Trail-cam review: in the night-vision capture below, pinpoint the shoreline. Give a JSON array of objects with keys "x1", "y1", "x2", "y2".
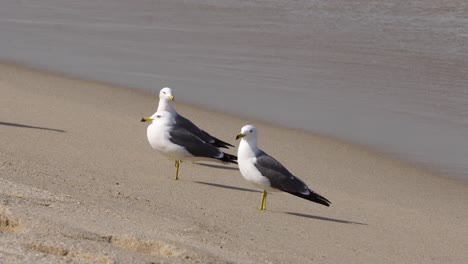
[
  {"x1": 1, "y1": 62, "x2": 468, "y2": 263},
  {"x1": 1, "y1": 61, "x2": 462, "y2": 183},
  {"x1": 2, "y1": 0, "x2": 467, "y2": 182}
]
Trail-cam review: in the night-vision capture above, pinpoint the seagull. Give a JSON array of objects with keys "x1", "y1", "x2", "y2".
[
  {"x1": 236, "y1": 125, "x2": 331, "y2": 210},
  {"x1": 157, "y1": 87, "x2": 234, "y2": 149},
  {"x1": 141, "y1": 110, "x2": 237, "y2": 180}
]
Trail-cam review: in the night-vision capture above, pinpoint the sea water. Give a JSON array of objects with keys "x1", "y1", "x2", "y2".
[{"x1": 1, "y1": 0, "x2": 467, "y2": 179}]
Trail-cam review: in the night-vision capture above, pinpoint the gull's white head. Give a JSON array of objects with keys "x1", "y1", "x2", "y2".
[
  {"x1": 236, "y1": 125, "x2": 258, "y2": 142},
  {"x1": 159, "y1": 87, "x2": 174, "y2": 101},
  {"x1": 141, "y1": 110, "x2": 175, "y2": 125},
  {"x1": 151, "y1": 110, "x2": 175, "y2": 125}
]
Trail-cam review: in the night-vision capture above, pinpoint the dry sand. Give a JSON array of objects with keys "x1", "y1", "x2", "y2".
[{"x1": 1, "y1": 63, "x2": 467, "y2": 263}]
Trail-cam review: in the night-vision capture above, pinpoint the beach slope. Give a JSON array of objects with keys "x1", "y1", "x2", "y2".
[{"x1": 1, "y1": 64, "x2": 467, "y2": 263}]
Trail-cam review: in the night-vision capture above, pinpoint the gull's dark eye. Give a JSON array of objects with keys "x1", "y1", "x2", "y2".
[
  {"x1": 250, "y1": 130, "x2": 253, "y2": 133},
  {"x1": 156, "y1": 115, "x2": 161, "y2": 118},
  {"x1": 163, "y1": 92, "x2": 166, "y2": 94}
]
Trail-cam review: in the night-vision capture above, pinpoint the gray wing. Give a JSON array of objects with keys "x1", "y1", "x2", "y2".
[
  {"x1": 254, "y1": 151, "x2": 310, "y2": 194},
  {"x1": 175, "y1": 115, "x2": 213, "y2": 143},
  {"x1": 168, "y1": 125, "x2": 222, "y2": 159},
  {"x1": 175, "y1": 114, "x2": 234, "y2": 148}
]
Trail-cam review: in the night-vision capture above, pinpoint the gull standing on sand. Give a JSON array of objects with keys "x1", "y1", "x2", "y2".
[
  {"x1": 141, "y1": 111, "x2": 237, "y2": 180},
  {"x1": 236, "y1": 125, "x2": 331, "y2": 210},
  {"x1": 142, "y1": 87, "x2": 236, "y2": 180}
]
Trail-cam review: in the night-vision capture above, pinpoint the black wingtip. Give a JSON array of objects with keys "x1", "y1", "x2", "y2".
[
  {"x1": 288, "y1": 191, "x2": 331, "y2": 207},
  {"x1": 199, "y1": 129, "x2": 235, "y2": 149},
  {"x1": 213, "y1": 139, "x2": 235, "y2": 149},
  {"x1": 220, "y1": 153, "x2": 238, "y2": 164}
]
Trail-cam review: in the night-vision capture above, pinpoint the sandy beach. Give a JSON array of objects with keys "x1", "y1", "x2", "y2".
[
  {"x1": 2, "y1": 0, "x2": 468, "y2": 180},
  {"x1": 1, "y1": 63, "x2": 467, "y2": 263}
]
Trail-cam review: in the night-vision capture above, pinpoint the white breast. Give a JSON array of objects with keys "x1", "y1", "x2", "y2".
[
  {"x1": 146, "y1": 122, "x2": 191, "y2": 159},
  {"x1": 238, "y1": 140, "x2": 275, "y2": 191}
]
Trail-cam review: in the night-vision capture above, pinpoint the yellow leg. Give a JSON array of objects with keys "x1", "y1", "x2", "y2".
[
  {"x1": 259, "y1": 191, "x2": 267, "y2": 210},
  {"x1": 174, "y1": 160, "x2": 181, "y2": 180}
]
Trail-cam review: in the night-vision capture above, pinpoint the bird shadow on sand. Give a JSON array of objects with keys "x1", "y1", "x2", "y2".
[
  {"x1": 194, "y1": 162, "x2": 239, "y2": 171},
  {"x1": 194, "y1": 181, "x2": 260, "y2": 193},
  {"x1": 0, "y1": 122, "x2": 66, "y2": 133},
  {"x1": 286, "y1": 212, "x2": 367, "y2": 225}
]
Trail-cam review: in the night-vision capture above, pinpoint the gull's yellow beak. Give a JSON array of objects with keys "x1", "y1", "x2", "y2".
[
  {"x1": 140, "y1": 117, "x2": 153, "y2": 122},
  {"x1": 236, "y1": 133, "x2": 245, "y2": 140},
  {"x1": 168, "y1": 95, "x2": 174, "y2": 101}
]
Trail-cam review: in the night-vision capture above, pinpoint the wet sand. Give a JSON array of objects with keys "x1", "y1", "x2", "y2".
[{"x1": 1, "y1": 63, "x2": 467, "y2": 263}]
